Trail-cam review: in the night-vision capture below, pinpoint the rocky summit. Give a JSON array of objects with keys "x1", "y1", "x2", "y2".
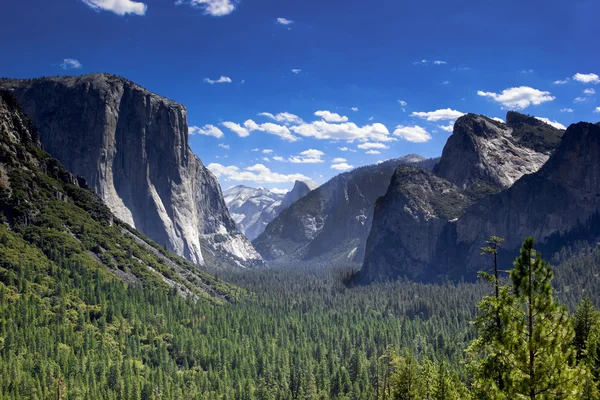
[
  {"x1": 0, "y1": 74, "x2": 263, "y2": 269},
  {"x1": 355, "y1": 116, "x2": 599, "y2": 283}
]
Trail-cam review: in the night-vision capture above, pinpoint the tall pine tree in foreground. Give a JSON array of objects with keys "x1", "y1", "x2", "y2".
[{"x1": 470, "y1": 237, "x2": 584, "y2": 399}]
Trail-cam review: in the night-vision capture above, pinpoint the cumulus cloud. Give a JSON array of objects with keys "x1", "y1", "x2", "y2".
[
  {"x1": 208, "y1": 163, "x2": 310, "y2": 184},
  {"x1": 573, "y1": 73, "x2": 600, "y2": 84},
  {"x1": 331, "y1": 162, "x2": 354, "y2": 171},
  {"x1": 433, "y1": 60, "x2": 447, "y2": 65},
  {"x1": 176, "y1": 0, "x2": 236, "y2": 16},
  {"x1": 273, "y1": 156, "x2": 285, "y2": 162},
  {"x1": 189, "y1": 124, "x2": 224, "y2": 138},
  {"x1": 584, "y1": 88, "x2": 596, "y2": 95},
  {"x1": 365, "y1": 150, "x2": 381, "y2": 155},
  {"x1": 204, "y1": 76, "x2": 232, "y2": 84},
  {"x1": 351, "y1": 107, "x2": 358, "y2": 112},
  {"x1": 262, "y1": 149, "x2": 273, "y2": 154},
  {"x1": 262, "y1": 157, "x2": 271, "y2": 162},
  {"x1": 442, "y1": 81, "x2": 450, "y2": 85},
  {"x1": 338, "y1": 147, "x2": 349, "y2": 151},
  {"x1": 411, "y1": 108, "x2": 465, "y2": 121},
  {"x1": 594, "y1": 107, "x2": 600, "y2": 113},
  {"x1": 314, "y1": 110, "x2": 349, "y2": 123},
  {"x1": 291, "y1": 120, "x2": 394, "y2": 142},
  {"x1": 270, "y1": 188, "x2": 289, "y2": 195},
  {"x1": 553, "y1": 78, "x2": 570, "y2": 85},
  {"x1": 574, "y1": 97, "x2": 587, "y2": 103},
  {"x1": 477, "y1": 86, "x2": 555, "y2": 109},
  {"x1": 244, "y1": 120, "x2": 299, "y2": 142},
  {"x1": 81, "y1": 0, "x2": 147, "y2": 15},
  {"x1": 276, "y1": 17, "x2": 294, "y2": 25},
  {"x1": 535, "y1": 117, "x2": 566, "y2": 130},
  {"x1": 291, "y1": 69, "x2": 301, "y2": 74},
  {"x1": 398, "y1": 100, "x2": 408, "y2": 106},
  {"x1": 560, "y1": 108, "x2": 574, "y2": 113},
  {"x1": 357, "y1": 142, "x2": 389, "y2": 150},
  {"x1": 222, "y1": 121, "x2": 250, "y2": 137},
  {"x1": 61, "y1": 59, "x2": 82, "y2": 69},
  {"x1": 332, "y1": 157, "x2": 347, "y2": 163},
  {"x1": 258, "y1": 112, "x2": 303, "y2": 124},
  {"x1": 492, "y1": 117, "x2": 505, "y2": 123},
  {"x1": 288, "y1": 149, "x2": 325, "y2": 164},
  {"x1": 438, "y1": 123, "x2": 454, "y2": 132},
  {"x1": 393, "y1": 125, "x2": 432, "y2": 143},
  {"x1": 218, "y1": 143, "x2": 230, "y2": 149}
]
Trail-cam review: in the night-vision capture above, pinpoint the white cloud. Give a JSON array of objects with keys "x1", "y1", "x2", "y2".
[
  {"x1": 176, "y1": 0, "x2": 236, "y2": 16},
  {"x1": 535, "y1": 117, "x2": 566, "y2": 130},
  {"x1": 393, "y1": 125, "x2": 432, "y2": 143},
  {"x1": 331, "y1": 162, "x2": 354, "y2": 171},
  {"x1": 492, "y1": 117, "x2": 505, "y2": 123},
  {"x1": 81, "y1": 0, "x2": 147, "y2": 15},
  {"x1": 338, "y1": 147, "x2": 349, "y2": 152},
  {"x1": 574, "y1": 97, "x2": 587, "y2": 103},
  {"x1": 520, "y1": 69, "x2": 534, "y2": 74},
  {"x1": 258, "y1": 112, "x2": 303, "y2": 124},
  {"x1": 398, "y1": 100, "x2": 408, "y2": 106},
  {"x1": 584, "y1": 88, "x2": 596, "y2": 95},
  {"x1": 477, "y1": 86, "x2": 555, "y2": 109},
  {"x1": 291, "y1": 120, "x2": 394, "y2": 142},
  {"x1": 413, "y1": 59, "x2": 428, "y2": 65},
  {"x1": 433, "y1": 60, "x2": 447, "y2": 65},
  {"x1": 204, "y1": 76, "x2": 232, "y2": 84},
  {"x1": 270, "y1": 188, "x2": 289, "y2": 195},
  {"x1": 189, "y1": 124, "x2": 224, "y2": 138},
  {"x1": 291, "y1": 69, "x2": 301, "y2": 74},
  {"x1": 262, "y1": 157, "x2": 271, "y2": 162},
  {"x1": 314, "y1": 110, "x2": 349, "y2": 123},
  {"x1": 438, "y1": 123, "x2": 454, "y2": 132},
  {"x1": 560, "y1": 108, "x2": 574, "y2": 113},
  {"x1": 351, "y1": 107, "x2": 358, "y2": 112},
  {"x1": 573, "y1": 73, "x2": 600, "y2": 84},
  {"x1": 332, "y1": 157, "x2": 347, "y2": 163},
  {"x1": 594, "y1": 107, "x2": 600, "y2": 113},
  {"x1": 365, "y1": 150, "x2": 381, "y2": 155},
  {"x1": 61, "y1": 59, "x2": 82, "y2": 69},
  {"x1": 452, "y1": 66, "x2": 470, "y2": 71},
  {"x1": 218, "y1": 143, "x2": 230, "y2": 149},
  {"x1": 276, "y1": 17, "x2": 294, "y2": 25},
  {"x1": 442, "y1": 81, "x2": 450, "y2": 85},
  {"x1": 262, "y1": 149, "x2": 273, "y2": 154},
  {"x1": 243, "y1": 120, "x2": 299, "y2": 142},
  {"x1": 357, "y1": 142, "x2": 389, "y2": 150},
  {"x1": 411, "y1": 108, "x2": 465, "y2": 121},
  {"x1": 553, "y1": 78, "x2": 570, "y2": 85},
  {"x1": 222, "y1": 121, "x2": 250, "y2": 137},
  {"x1": 208, "y1": 163, "x2": 310, "y2": 184},
  {"x1": 289, "y1": 149, "x2": 325, "y2": 164},
  {"x1": 273, "y1": 156, "x2": 285, "y2": 162}
]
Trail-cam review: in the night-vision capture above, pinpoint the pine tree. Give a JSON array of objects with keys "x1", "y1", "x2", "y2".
[
  {"x1": 476, "y1": 237, "x2": 584, "y2": 399},
  {"x1": 573, "y1": 297, "x2": 598, "y2": 361}
]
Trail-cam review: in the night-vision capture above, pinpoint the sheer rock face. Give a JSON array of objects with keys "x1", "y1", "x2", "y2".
[
  {"x1": 433, "y1": 113, "x2": 563, "y2": 196},
  {"x1": 357, "y1": 121, "x2": 600, "y2": 283},
  {"x1": 277, "y1": 180, "x2": 318, "y2": 212},
  {"x1": 356, "y1": 166, "x2": 473, "y2": 282},
  {"x1": 0, "y1": 74, "x2": 263, "y2": 268},
  {"x1": 252, "y1": 155, "x2": 436, "y2": 265}
]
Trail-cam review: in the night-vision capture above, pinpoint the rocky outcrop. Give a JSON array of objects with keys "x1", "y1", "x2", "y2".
[
  {"x1": 433, "y1": 113, "x2": 563, "y2": 198},
  {"x1": 0, "y1": 74, "x2": 262, "y2": 268},
  {"x1": 253, "y1": 155, "x2": 436, "y2": 265},
  {"x1": 357, "y1": 121, "x2": 600, "y2": 283},
  {"x1": 277, "y1": 180, "x2": 318, "y2": 212},
  {"x1": 356, "y1": 166, "x2": 473, "y2": 282}
]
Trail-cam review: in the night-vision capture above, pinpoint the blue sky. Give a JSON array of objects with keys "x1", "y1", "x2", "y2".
[{"x1": 1, "y1": 0, "x2": 599, "y2": 192}]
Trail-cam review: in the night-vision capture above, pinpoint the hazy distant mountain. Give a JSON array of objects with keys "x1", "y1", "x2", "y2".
[
  {"x1": 0, "y1": 74, "x2": 263, "y2": 269},
  {"x1": 253, "y1": 155, "x2": 437, "y2": 265},
  {"x1": 224, "y1": 180, "x2": 317, "y2": 241}
]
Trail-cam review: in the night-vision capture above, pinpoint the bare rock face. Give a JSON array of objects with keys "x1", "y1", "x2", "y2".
[
  {"x1": 0, "y1": 74, "x2": 263, "y2": 268},
  {"x1": 433, "y1": 113, "x2": 563, "y2": 198},
  {"x1": 252, "y1": 155, "x2": 436, "y2": 265},
  {"x1": 355, "y1": 166, "x2": 473, "y2": 282},
  {"x1": 277, "y1": 180, "x2": 318, "y2": 212}
]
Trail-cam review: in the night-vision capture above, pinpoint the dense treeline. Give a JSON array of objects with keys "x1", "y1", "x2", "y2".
[{"x1": 2, "y1": 230, "x2": 600, "y2": 398}]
